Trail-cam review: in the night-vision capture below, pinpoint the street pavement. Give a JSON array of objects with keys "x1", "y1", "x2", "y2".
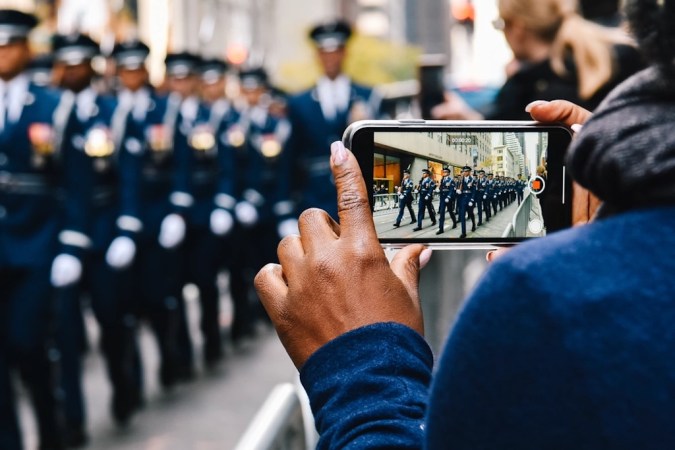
[{"x1": 18, "y1": 284, "x2": 298, "y2": 450}]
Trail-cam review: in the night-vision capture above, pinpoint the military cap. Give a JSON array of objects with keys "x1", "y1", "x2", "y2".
[
  {"x1": 422, "y1": 168, "x2": 431, "y2": 175},
  {"x1": 487, "y1": 172, "x2": 493, "y2": 176},
  {"x1": 27, "y1": 53, "x2": 53, "y2": 86},
  {"x1": 442, "y1": 166, "x2": 450, "y2": 172},
  {"x1": 239, "y1": 67, "x2": 268, "y2": 90},
  {"x1": 309, "y1": 19, "x2": 352, "y2": 52},
  {"x1": 199, "y1": 58, "x2": 228, "y2": 84},
  {"x1": 403, "y1": 169, "x2": 410, "y2": 174},
  {"x1": 165, "y1": 52, "x2": 201, "y2": 78},
  {"x1": 462, "y1": 165, "x2": 472, "y2": 171},
  {"x1": 0, "y1": 9, "x2": 38, "y2": 46},
  {"x1": 112, "y1": 40, "x2": 150, "y2": 70},
  {"x1": 478, "y1": 169, "x2": 485, "y2": 174},
  {"x1": 53, "y1": 33, "x2": 100, "y2": 66}
]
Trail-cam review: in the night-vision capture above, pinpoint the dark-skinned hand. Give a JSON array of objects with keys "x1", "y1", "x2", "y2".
[{"x1": 255, "y1": 141, "x2": 432, "y2": 369}]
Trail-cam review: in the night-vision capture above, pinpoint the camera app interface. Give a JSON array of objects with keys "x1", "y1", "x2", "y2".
[{"x1": 373, "y1": 130, "x2": 566, "y2": 240}]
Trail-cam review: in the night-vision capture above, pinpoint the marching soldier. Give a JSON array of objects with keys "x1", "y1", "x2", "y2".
[
  {"x1": 112, "y1": 46, "x2": 194, "y2": 390},
  {"x1": 457, "y1": 165, "x2": 477, "y2": 238},
  {"x1": 475, "y1": 169, "x2": 488, "y2": 226},
  {"x1": 393, "y1": 169, "x2": 416, "y2": 227},
  {"x1": 516, "y1": 173, "x2": 525, "y2": 205},
  {"x1": 0, "y1": 10, "x2": 91, "y2": 449},
  {"x1": 287, "y1": 19, "x2": 381, "y2": 221},
  {"x1": 436, "y1": 166, "x2": 458, "y2": 234},
  {"x1": 51, "y1": 33, "x2": 143, "y2": 443},
  {"x1": 485, "y1": 172, "x2": 494, "y2": 222},
  {"x1": 173, "y1": 54, "x2": 230, "y2": 367},
  {"x1": 413, "y1": 168, "x2": 436, "y2": 231},
  {"x1": 220, "y1": 67, "x2": 292, "y2": 342}
]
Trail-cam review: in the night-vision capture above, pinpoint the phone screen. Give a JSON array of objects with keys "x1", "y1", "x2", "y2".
[{"x1": 347, "y1": 123, "x2": 573, "y2": 247}]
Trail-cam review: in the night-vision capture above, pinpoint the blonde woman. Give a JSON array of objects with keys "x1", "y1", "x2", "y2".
[{"x1": 433, "y1": 0, "x2": 644, "y2": 120}]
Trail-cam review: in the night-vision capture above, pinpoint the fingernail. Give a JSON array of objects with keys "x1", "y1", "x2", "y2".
[
  {"x1": 331, "y1": 141, "x2": 349, "y2": 166},
  {"x1": 486, "y1": 251, "x2": 495, "y2": 262},
  {"x1": 571, "y1": 123, "x2": 583, "y2": 134},
  {"x1": 419, "y1": 248, "x2": 433, "y2": 269},
  {"x1": 525, "y1": 100, "x2": 548, "y2": 113}
]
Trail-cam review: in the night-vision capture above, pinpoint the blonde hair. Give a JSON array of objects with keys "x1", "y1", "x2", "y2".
[{"x1": 498, "y1": 0, "x2": 634, "y2": 99}]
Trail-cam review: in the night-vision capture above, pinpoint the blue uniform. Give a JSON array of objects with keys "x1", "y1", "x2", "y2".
[
  {"x1": 414, "y1": 176, "x2": 436, "y2": 230},
  {"x1": 437, "y1": 176, "x2": 457, "y2": 232},
  {"x1": 55, "y1": 88, "x2": 143, "y2": 431},
  {"x1": 394, "y1": 177, "x2": 416, "y2": 226},
  {"x1": 119, "y1": 90, "x2": 193, "y2": 388},
  {"x1": 287, "y1": 80, "x2": 378, "y2": 220},
  {"x1": 0, "y1": 80, "x2": 87, "y2": 450},
  {"x1": 457, "y1": 175, "x2": 477, "y2": 237},
  {"x1": 475, "y1": 175, "x2": 488, "y2": 225}
]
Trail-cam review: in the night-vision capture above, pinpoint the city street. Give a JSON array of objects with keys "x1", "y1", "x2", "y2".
[
  {"x1": 17, "y1": 287, "x2": 297, "y2": 450},
  {"x1": 375, "y1": 197, "x2": 519, "y2": 239}
]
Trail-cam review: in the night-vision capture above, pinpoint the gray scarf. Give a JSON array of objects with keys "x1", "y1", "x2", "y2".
[{"x1": 568, "y1": 66, "x2": 675, "y2": 212}]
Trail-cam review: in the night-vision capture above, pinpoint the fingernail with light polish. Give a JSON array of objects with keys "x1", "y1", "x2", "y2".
[
  {"x1": 571, "y1": 124, "x2": 583, "y2": 134},
  {"x1": 525, "y1": 100, "x2": 548, "y2": 113},
  {"x1": 331, "y1": 141, "x2": 349, "y2": 166},
  {"x1": 419, "y1": 248, "x2": 433, "y2": 269}
]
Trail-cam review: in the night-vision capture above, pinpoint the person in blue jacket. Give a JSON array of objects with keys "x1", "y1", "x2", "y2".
[
  {"x1": 412, "y1": 168, "x2": 436, "y2": 231},
  {"x1": 254, "y1": 1, "x2": 675, "y2": 445},
  {"x1": 456, "y1": 165, "x2": 476, "y2": 238},
  {"x1": 287, "y1": 19, "x2": 381, "y2": 221},
  {"x1": 0, "y1": 10, "x2": 91, "y2": 450},
  {"x1": 50, "y1": 33, "x2": 143, "y2": 445},
  {"x1": 393, "y1": 169, "x2": 415, "y2": 228},
  {"x1": 436, "y1": 166, "x2": 457, "y2": 234}
]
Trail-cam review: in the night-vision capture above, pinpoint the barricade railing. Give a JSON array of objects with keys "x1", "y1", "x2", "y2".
[
  {"x1": 234, "y1": 382, "x2": 316, "y2": 450},
  {"x1": 501, "y1": 191, "x2": 531, "y2": 238}
]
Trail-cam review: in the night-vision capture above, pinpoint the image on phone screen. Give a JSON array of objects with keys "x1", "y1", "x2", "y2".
[{"x1": 370, "y1": 129, "x2": 570, "y2": 243}]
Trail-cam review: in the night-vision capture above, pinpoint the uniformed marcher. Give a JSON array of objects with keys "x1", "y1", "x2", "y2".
[
  {"x1": 111, "y1": 45, "x2": 194, "y2": 390},
  {"x1": 393, "y1": 169, "x2": 416, "y2": 227},
  {"x1": 173, "y1": 53, "x2": 231, "y2": 366},
  {"x1": 456, "y1": 165, "x2": 477, "y2": 238},
  {"x1": 475, "y1": 169, "x2": 488, "y2": 226},
  {"x1": 220, "y1": 66, "x2": 292, "y2": 342},
  {"x1": 287, "y1": 19, "x2": 381, "y2": 221},
  {"x1": 51, "y1": 33, "x2": 144, "y2": 443},
  {"x1": 516, "y1": 173, "x2": 525, "y2": 205},
  {"x1": 412, "y1": 168, "x2": 436, "y2": 231},
  {"x1": 436, "y1": 166, "x2": 458, "y2": 234},
  {"x1": 0, "y1": 10, "x2": 90, "y2": 449}
]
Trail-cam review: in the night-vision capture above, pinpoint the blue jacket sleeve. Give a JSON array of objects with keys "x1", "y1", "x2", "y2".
[{"x1": 300, "y1": 322, "x2": 433, "y2": 449}]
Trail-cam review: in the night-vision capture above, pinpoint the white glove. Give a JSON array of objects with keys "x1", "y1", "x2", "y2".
[
  {"x1": 210, "y1": 208, "x2": 234, "y2": 236},
  {"x1": 277, "y1": 218, "x2": 299, "y2": 239},
  {"x1": 105, "y1": 236, "x2": 136, "y2": 269},
  {"x1": 468, "y1": 201, "x2": 474, "y2": 208},
  {"x1": 158, "y1": 213, "x2": 186, "y2": 249},
  {"x1": 399, "y1": 194, "x2": 404, "y2": 200},
  {"x1": 50, "y1": 254, "x2": 82, "y2": 287},
  {"x1": 235, "y1": 201, "x2": 259, "y2": 227},
  {"x1": 483, "y1": 195, "x2": 487, "y2": 200},
  {"x1": 424, "y1": 195, "x2": 430, "y2": 201},
  {"x1": 444, "y1": 198, "x2": 449, "y2": 204}
]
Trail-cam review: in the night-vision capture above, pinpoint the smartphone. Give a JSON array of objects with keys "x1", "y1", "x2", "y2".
[{"x1": 343, "y1": 120, "x2": 573, "y2": 249}]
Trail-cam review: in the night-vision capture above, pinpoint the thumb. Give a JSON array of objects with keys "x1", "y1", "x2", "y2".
[{"x1": 389, "y1": 245, "x2": 431, "y2": 306}]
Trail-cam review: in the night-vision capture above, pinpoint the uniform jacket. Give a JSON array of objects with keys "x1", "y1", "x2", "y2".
[{"x1": 0, "y1": 80, "x2": 88, "y2": 266}]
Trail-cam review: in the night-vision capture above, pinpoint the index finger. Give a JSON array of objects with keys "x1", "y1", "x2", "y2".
[
  {"x1": 526, "y1": 100, "x2": 593, "y2": 128},
  {"x1": 330, "y1": 141, "x2": 378, "y2": 242}
]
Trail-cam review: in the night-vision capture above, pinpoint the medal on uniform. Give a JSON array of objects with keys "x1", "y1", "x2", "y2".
[
  {"x1": 84, "y1": 126, "x2": 115, "y2": 172},
  {"x1": 28, "y1": 123, "x2": 55, "y2": 168},
  {"x1": 189, "y1": 124, "x2": 216, "y2": 156},
  {"x1": 260, "y1": 134, "x2": 282, "y2": 159},
  {"x1": 146, "y1": 124, "x2": 172, "y2": 159},
  {"x1": 226, "y1": 125, "x2": 246, "y2": 148}
]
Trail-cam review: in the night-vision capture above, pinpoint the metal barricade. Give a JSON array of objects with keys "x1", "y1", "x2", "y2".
[
  {"x1": 501, "y1": 192, "x2": 532, "y2": 238},
  {"x1": 234, "y1": 383, "x2": 316, "y2": 450}
]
